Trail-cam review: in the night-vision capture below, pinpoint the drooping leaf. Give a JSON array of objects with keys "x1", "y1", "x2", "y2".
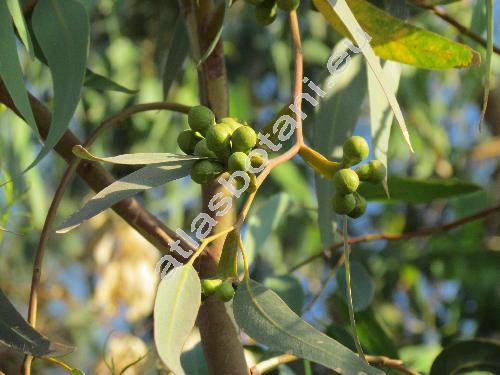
[
  {"x1": 313, "y1": 0, "x2": 414, "y2": 152},
  {"x1": 336, "y1": 261, "x2": 374, "y2": 312},
  {"x1": 0, "y1": 288, "x2": 73, "y2": 357},
  {"x1": 313, "y1": 0, "x2": 480, "y2": 70},
  {"x1": 154, "y1": 265, "x2": 201, "y2": 375},
  {"x1": 28, "y1": 0, "x2": 89, "y2": 170},
  {"x1": 478, "y1": 0, "x2": 493, "y2": 130},
  {"x1": 84, "y1": 70, "x2": 138, "y2": 94},
  {"x1": 355, "y1": 308, "x2": 399, "y2": 359},
  {"x1": 430, "y1": 339, "x2": 500, "y2": 375},
  {"x1": 368, "y1": 59, "x2": 401, "y2": 196},
  {"x1": 181, "y1": 342, "x2": 208, "y2": 375},
  {"x1": 0, "y1": 1, "x2": 38, "y2": 137},
  {"x1": 358, "y1": 176, "x2": 482, "y2": 203},
  {"x1": 6, "y1": 0, "x2": 34, "y2": 57},
  {"x1": 233, "y1": 279, "x2": 383, "y2": 375},
  {"x1": 198, "y1": 0, "x2": 231, "y2": 65},
  {"x1": 218, "y1": 229, "x2": 240, "y2": 279},
  {"x1": 72, "y1": 145, "x2": 203, "y2": 165},
  {"x1": 314, "y1": 52, "x2": 366, "y2": 247},
  {"x1": 57, "y1": 160, "x2": 194, "y2": 233},
  {"x1": 264, "y1": 275, "x2": 305, "y2": 315},
  {"x1": 162, "y1": 18, "x2": 190, "y2": 98}
]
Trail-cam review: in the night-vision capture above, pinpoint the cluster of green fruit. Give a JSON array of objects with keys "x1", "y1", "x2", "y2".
[
  {"x1": 246, "y1": 0, "x2": 300, "y2": 26},
  {"x1": 331, "y1": 136, "x2": 386, "y2": 218},
  {"x1": 178, "y1": 105, "x2": 260, "y2": 186},
  {"x1": 201, "y1": 278, "x2": 235, "y2": 302}
]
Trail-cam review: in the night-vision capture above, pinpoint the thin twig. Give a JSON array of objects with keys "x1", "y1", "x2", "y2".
[
  {"x1": 289, "y1": 203, "x2": 500, "y2": 272},
  {"x1": 365, "y1": 355, "x2": 420, "y2": 375},
  {"x1": 21, "y1": 101, "x2": 191, "y2": 374}
]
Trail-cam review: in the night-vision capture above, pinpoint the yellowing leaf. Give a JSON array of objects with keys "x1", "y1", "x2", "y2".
[{"x1": 313, "y1": 0, "x2": 480, "y2": 70}]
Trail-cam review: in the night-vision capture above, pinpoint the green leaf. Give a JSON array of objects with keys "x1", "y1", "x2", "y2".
[
  {"x1": 478, "y1": 0, "x2": 493, "y2": 129},
  {"x1": 313, "y1": 0, "x2": 413, "y2": 152},
  {"x1": 197, "y1": 0, "x2": 230, "y2": 65},
  {"x1": 218, "y1": 229, "x2": 240, "y2": 279},
  {"x1": 264, "y1": 275, "x2": 305, "y2": 315},
  {"x1": 314, "y1": 0, "x2": 480, "y2": 70},
  {"x1": 28, "y1": 0, "x2": 89, "y2": 170},
  {"x1": 154, "y1": 265, "x2": 201, "y2": 375},
  {"x1": 0, "y1": 288, "x2": 73, "y2": 357},
  {"x1": 6, "y1": 0, "x2": 34, "y2": 57},
  {"x1": 337, "y1": 261, "x2": 374, "y2": 312},
  {"x1": 233, "y1": 279, "x2": 383, "y2": 375},
  {"x1": 72, "y1": 145, "x2": 203, "y2": 165},
  {"x1": 162, "y1": 18, "x2": 190, "y2": 98},
  {"x1": 84, "y1": 70, "x2": 138, "y2": 94},
  {"x1": 355, "y1": 309, "x2": 399, "y2": 359},
  {"x1": 56, "y1": 160, "x2": 194, "y2": 233},
  {"x1": 0, "y1": 1, "x2": 38, "y2": 137},
  {"x1": 314, "y1": 52, "x2": 366, "y2": 247},
  {"x1": 430, "y1": 339, "x2": 500, "y2": 375},
  {"x1": 368, "y1": 59, "x2": 401, "y2": 196},
  {"x1": 181, "y1": 343, "x2": 208, "y2": 375},
  {"x1": 358, "y1": 176, "x2": 482, "y2": 203}
]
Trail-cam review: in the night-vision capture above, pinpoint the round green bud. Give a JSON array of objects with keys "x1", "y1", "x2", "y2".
[
  {"x1": 348, "y1": 193, "x2": 367, "y2": 219},
  {"x1": 342, "y1": 136, "x2": 369, "y2": 166},
  {"x1": 194, "y1": 139, "x2": 217, "y2": 158},
  {"x1": 177, "y1": 129, "x2": 203, "y2": 155},
  {"x1": 250, "y1": 154, "x2": 265, "y2": 169},
  {"x1": 231, "y1": 126, "x2": 257, "y2": 153},
  {"x1": 277, "y1": 0, "x2": 299, "y2": 11},
  {"x1": 221, "y1": 117, "x2": 243, "y2": 133},
  {"x1": 255, "y1": 0, "x2": 277, "y2": 26},
  {"x1": 206, "y1": 124, "x2": 232, "y2": 153},
  {"x1": 228, "y1": 152, "x2": 249, "y2": 173},
  {"x1": 188, "y1": 105, "x2": 215, "y2": 135},
  {"x1": 333, "y1": 168, "x2": 360, "y2": 195},
  {"x1": 332, "y1": 193, "x2": 356, "y2": 215},
  {"x1": 201, "y1": 278, "x2": 222, "y2": 295},
  {"x1": 215, "y1": 280, "x2": 235, "y2": 302},
  {"x1": 190, "y1": 160, "x2": 224, "y2": 185},
  {"x1": 354, "y1": 163, "x2": 371, "y2": 181},
  {"x1": 367, "y1": 160, "x2": 386, "y2": 184}
]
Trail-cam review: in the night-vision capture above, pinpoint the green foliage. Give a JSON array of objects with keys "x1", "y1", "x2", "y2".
[{"x1": 336, "y1": 261, "x2": 374, "y2": 312}]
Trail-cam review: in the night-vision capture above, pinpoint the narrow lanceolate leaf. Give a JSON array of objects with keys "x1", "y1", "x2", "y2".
[
  {"x1": 430, "y1": 339, "x2": 500, "y2": 375},
  {"x1": 0, "y1": 288, "x2": 73, "y2": 357},
  {"x1": 0, "y1": 1, "x2": 38, "y2": 137},
  {"x1": 233, "y1": 280, "x2": 383, "y2": 375},
  {"x1": 314, "y1": 0, "x2": 480, "y2": 70},
  {"x1": 162, "y1": 18, "x2": 190, "y2": 99},
  {"x1": 29, "y1": 0, "x2": 89, "y2": 170},
  {"x1": 6, "y1": 0, "x2": 34, "y2": 57},
  {"x1": 358, "y1": 176, "x2": 482, "y2": 203},
  {"x1": 314, "y1": 51, "x2": 366, "y2": 247},
  {"x1": 84, "y1": 70, "x2": 138, "y2": 94},
  {"x1": 154, "y1": 265, "x2": 201, "y2": 375},
  {"x1": 368, "y1": 59, "x2": 401, "y2": 196},
  {"x1": 197, "y1": 0, "x2": 231, "y2": 65},
  {"x1": 72, "y1": 145, "x2": 203, "y2": 165},
  {"x1": 479, "y1": 0, "x2": 493, "y2": 130},
  {"x1": 313, "y1": 0, "x2": 413, "y2": 152},
  {"x1": 57, "y1": 160, "x2": 194, "y2": 233}
]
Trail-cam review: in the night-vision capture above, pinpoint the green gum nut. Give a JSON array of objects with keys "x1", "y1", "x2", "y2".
[
  {"x1": 201, "y1": 278, "x2": 222, "y2": 295},
  {"x1": 221, "y1": 117, "x2": 243, "y2": 133},
  {"x1": 194, "y1": 139, "x2": 217, "y2": 158},
  {"x1": 367, "y1": 160, "x2": 386, "y2": 184},
  {"x1": 188, "y1": 105, "x2": 215, "y2": 135},
  {"x1": 332, "y1": 193, "x2": 356, "y2": 215},
  {"x1": 215, "y1": 280, "x2": 235, "y2": 302},
  {"x1": 190, "y1": 160, "x2": 224, "y2": 185},
  {"x1": 177, "y1": 129, "x2": 203, "y2": 155},
  {"x1": 250, "y1": 154, "x2": 265, "y2": 169},
  {"x1": 255, "y1": 0, "x2": 277, "y2": 26},
  {"x1": 206, "y1": 124, "x2": 232, "y2": 153},
  {"x1": 333, "y1": 168, "x2": 360, "y2": 195},
  {"x1": 342, "y1": 136, "x2": 369, "y2": 167},
  {"x1": 277, "y1": 0, "x2": 300, "y2": 11},
  {"x1": 231, "y1": 126, "x2": 257, "y2": 153},
  {"x1": 228, "y1": 152, "x2": 249, "y2": 173},
  {"x1": 348, "y1": 193, "x2": 367, "y2": 219}
]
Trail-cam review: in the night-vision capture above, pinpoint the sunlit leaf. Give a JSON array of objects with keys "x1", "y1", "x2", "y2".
[
  {"x1": 6, "y1": 0, "x2": 34, "y2": 57},
  {"x1": 154, "y1": 265, "x2": 201, "y2": 375},
  {"x1": 358, "y1": 176, "x2": 482, "y2": 203},
  {"x1": 57, "y1": 160, "x2": 194, "y2": 233},
  {"x1": 430, "y1": 339, "x2": 500, "y2": 375},
  {"x1": 313, "y1": 0, "x2": 413, "y2": 152},
  {"x1": 313, "y1": 0, "x2": 480, "y2": 69},
  {"x1": 233, "y1": 279, "x2": 383, "y2": 375},
  {"x1": 0, "y1": 288, "x2": 73, "y2": 357},
  {"x1": 162, "y1": 18, "x2": 190, "y2": 98},
  {"x1": 28, "y1": 0, "x2": 89, "y2": 170},
  {"x1": 72, "y1": 145, "x2": 203, "y2": 165},
  {"x1": 336, "y1": 261, "x2": 374, "y2": 312},
  {"x1": 0, "y1": 1, "x2": 38, "y2": 137}
]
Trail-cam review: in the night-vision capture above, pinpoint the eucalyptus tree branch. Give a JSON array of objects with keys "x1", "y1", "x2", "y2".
[{"x1": 289, "y1": 202, "x2": 500, "y2": 272}]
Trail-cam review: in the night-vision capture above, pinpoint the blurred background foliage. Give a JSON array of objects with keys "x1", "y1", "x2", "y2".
[{"x1": 0, "y1": 0, "x2": 499, "y2": 373}]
